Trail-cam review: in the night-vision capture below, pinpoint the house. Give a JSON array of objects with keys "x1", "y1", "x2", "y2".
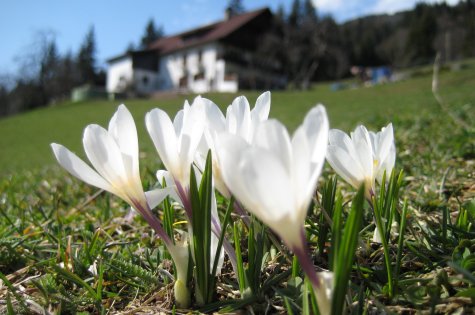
[{"x1": 106, "y1": 8, "x2": 285, "y2": 95}]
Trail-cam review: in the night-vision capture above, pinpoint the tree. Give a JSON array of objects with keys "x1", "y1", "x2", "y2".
[
  {"x1": 285, "y1": 0, "x2": 327, "y2": 88},
  {"x1": 288, "y1": 0, "x2": 301, "y2": 26},
  {"x1": 226, "y1": 0, "x2": 245, "y2": 17},
  {"x1": 39, "y1": 40, "x2": 61, "y2": 100},
  {"x1": 140, "y1": 19, "x2": 163, "y2": 49},
  {"x1": 56, "y1": 51, "x2": 79, "y2": 98},
  {"x1": 303, "y1": 0, "x2": 318, "y2": 24},
  {"x1": 406, "y1": 4, "x2": 438, "y2": 65},
  {"x1": 77, "y1": 26, "x2": 97, "y2": 84},
  {"x1": 0, "y1": 84, "x2": 9, "y2": 116}
]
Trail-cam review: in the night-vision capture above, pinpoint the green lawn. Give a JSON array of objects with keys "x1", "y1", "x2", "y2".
[
  {"x1": 1, "y1": 60, "x2": 474, "y2": 175},
  {"x1": 1, "y1": 61, "x2": 475, "y2": 314}
]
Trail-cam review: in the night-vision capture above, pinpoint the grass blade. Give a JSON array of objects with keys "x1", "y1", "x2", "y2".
[{"x1": 331, "y1": 184, "x2": 365, "y2": 315}]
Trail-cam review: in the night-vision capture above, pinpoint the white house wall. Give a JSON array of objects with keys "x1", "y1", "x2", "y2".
[
  {"x1": 158, "y1": 43, "x2": 237, "y2": 93},
  {"x1": 216, "y1": 60, "x2": 238, "y2": 93},
  {"x1": 158, "y1": 55, "x2": 179, "y2": 90},
  {"x1": 106, "y1": 57, "x2": 133, "y2": 93},
  {"x1": 133, "y1": 69, "x2": 160, "y2": 94},
  {"x1": 108, "y1": 43, "x2": 240, "y2": 94}
]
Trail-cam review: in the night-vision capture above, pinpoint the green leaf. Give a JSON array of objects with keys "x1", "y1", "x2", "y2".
[
  {"x1": 233, "y1": 222, "x2": 247, "y2": 293},
  {"x1": 456, "y1": 287, "x2": 475, "y2": 298},
  {"x1": 6, "y1": 293, "x2": 15, "y2": 315},
  {"x1": 208, "y1": 196, "x2": 234, "y2": 302},
  {"x1": 190, "y1": 150, "x2": 217, "y2": 304},
  {"x1": 331, "y1": 184, "x2": 365, "y2": 315},
  {"x1": 394, "y1": 199, "x2": 408, "y2": 295},
  {"x1": 319, "y1": 176, "x2": 337, "y2": 256},
  {"x1": 330, "y1": 192, "x2": 343, "y2": 271}
]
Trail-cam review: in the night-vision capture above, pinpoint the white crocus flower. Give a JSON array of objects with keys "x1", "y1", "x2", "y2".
[
  {"x1": 51, "y1": 105, "x2": 190, "y2": 307},
  {"x1": 146, "y1": 97, "x2": 205, "y2": 215},
  {"x1": 195, "y1": 92, "x2": 271, "y2": 198},
  {"x1": 224, "y1": 91, "x2": 271, "y2": 144},
  {"x1": 146, "y1": 99, "x2": 231, "y2": 300},
  {"x1": 217, "y1": 105, "x2": 333, "y2": 315},
  {"x1": 326, "y1": 123, "x2": 395, "y2": 243},
  {"x1": 154, "y1": 169, "x2": 226, "y2": 275},
  {"x1": 326, "y1": 123, "x2": 395, "y2": 199}
]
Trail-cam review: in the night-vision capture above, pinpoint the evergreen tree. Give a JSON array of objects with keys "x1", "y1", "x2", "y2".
[
  {"x1": 57, "y1": 51, "x2": 78, "y2": 97},
  {"x1": 226, "y1": 0, "x2": 245, "y2": 17},
  {"x1": 276, "y1": 4, "x2": 285, "y2": 21},
  {"x1": 288, "y1": 0, "x2": 301, "y2": 26},
  {"x1": 406, "y1": 4, "x2": 437, "y2": 65},
  {"x1": 303, "y1": 0, "x2": 318, "y2": 24},
  {"x1": 77, "y1": 26, "x2": 97, "y2": 84},
  {"x1": 0, "y1": 84, "x2": 9, "y2": 116},
  {"x1": 140, "y1": 19, "x2": 163, "y2": 49},
  {"x1": 40, "y1": 40, "x2": 60, "y2": 98}
]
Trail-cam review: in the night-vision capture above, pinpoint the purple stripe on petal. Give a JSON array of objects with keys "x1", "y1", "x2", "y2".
[{"x1": 175, "y1": 180, "x2": 192, "y2": 220}]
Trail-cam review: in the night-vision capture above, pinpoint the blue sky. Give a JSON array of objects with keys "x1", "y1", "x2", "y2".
[{"x1": 0, "y1": 0, "x2": 459, "y2": 75}]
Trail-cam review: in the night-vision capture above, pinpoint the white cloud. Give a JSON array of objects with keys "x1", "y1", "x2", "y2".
[
  {"x1": 371, "y1": 0, "x2": 461, "y2": 15},
  {"x1": 313, "y1": 0, "x2": 461, "y2": 22},
  {"x1": 312, "y1": 0, "x2": 344, "y2": 11},
  {"x1": 370, "y1": 0, "x2": 417, "y2": 14},
  {"x1": 312, "y1": 0, "x2": 377, "y2": 21}
]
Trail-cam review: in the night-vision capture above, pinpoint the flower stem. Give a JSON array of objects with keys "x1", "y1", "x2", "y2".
[
  {"x1": 291, "y1": 229, "x2": 331, "y2": 315},
  {"x1": 132, "y1": 199, "x2": 173, "y2": 247},
  {"x1": 234, "y1": 200, "x2": 251, "y2": 227}
]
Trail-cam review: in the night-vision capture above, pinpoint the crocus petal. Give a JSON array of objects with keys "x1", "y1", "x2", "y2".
[
  {"x1": 253, "y1": 120, "x2": 292, "y2": 173},
  {"x1": 375, "y1": 123, "x2": 394, "y2": 166},
  {"x1": 250, "y1": 91, "x2": 271, "y2": 139},
  {"x1": 157, "y1": 170, "x2": 176, "y2": 188},
  {"x1": 83, "y1": 124, "x2": 128, "y2": 189},
  {"x1": 226, "y1": 96, "x2": 252, "y2": 141},
  {"x1": 352, "y1": 125, "x2": 373, "y2": 179},
  {"x1": 291, "y1": 127, "x2": 313, "y2": 217},
  {"x1": 108, "y1": 105, "x2": 139, "y2": 181},
  {"x1": 329, "y1": 129, "x2": 360, "y2": 160},
  {"x1": 156, "y1": 170, "x2": 182, "y2": 205},
  {"x1": 237, "y1": 147, "x2": 293, "y2": 222},
  {"x1": 146, "y1": 108, "x2": 180, "y2": 178},
  {"x1": 217, "y1": 134, "x2": 259, "y2": 211},
  {"x1": 202, "y1": 97, "x2": 226, "y2": 133},
  {"x1": 145, "y1": 187, "x2": 176, "y2": 209},
  {"x1": 251, "y1": 91, "x2": 271, "y2": 121},
  {"x1": 327, "y1": 145, "x2": 364, "y2": 189},
  {"x1": 376, "y1": 143, "x2": 396, "y2": 184},
  {"x1": 51, "y1": 143, "x2": 116, "y2": 194},
  {"x1": 302, "y1": 105, "x2": 329, "y2": 166}
]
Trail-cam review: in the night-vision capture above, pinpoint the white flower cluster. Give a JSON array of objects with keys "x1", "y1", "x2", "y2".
[{"x1": 51, "y1": 92, "x2": 395, "y2": 314}]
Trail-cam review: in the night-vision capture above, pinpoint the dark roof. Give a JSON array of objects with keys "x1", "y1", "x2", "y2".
[
  {"x1": 148, "y1": 8, "x2": 270, "y2": 55},
  {"x1": 107, "y1": 49, "x2": 156, "y2": 63}
]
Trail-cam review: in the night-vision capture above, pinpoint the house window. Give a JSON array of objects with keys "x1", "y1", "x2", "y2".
[
  {"x1": 198, "y1": 50, "x2": 203, "y2": 64},
  {"x1": 142, "y1": 76, "x2": 149, "y2": 86},
  {"x1": 194, "y1": 72, "x2": 205, "y2": 80},
  {"x1": 183, "y1": 54, "x2": 187, "y2": 68}
]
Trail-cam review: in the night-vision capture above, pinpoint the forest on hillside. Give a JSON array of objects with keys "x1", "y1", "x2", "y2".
[{"x1": 259, "y1": 0, "x2": 475, "y2": 88}]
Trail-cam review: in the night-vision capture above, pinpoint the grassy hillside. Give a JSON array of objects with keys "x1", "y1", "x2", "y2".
[
  {"x1": 0, "y1": 61, "x2": 474, "y2": 314},
  {"x1": 0, "y1": 60, "x2": 474, "y2": 175}
]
